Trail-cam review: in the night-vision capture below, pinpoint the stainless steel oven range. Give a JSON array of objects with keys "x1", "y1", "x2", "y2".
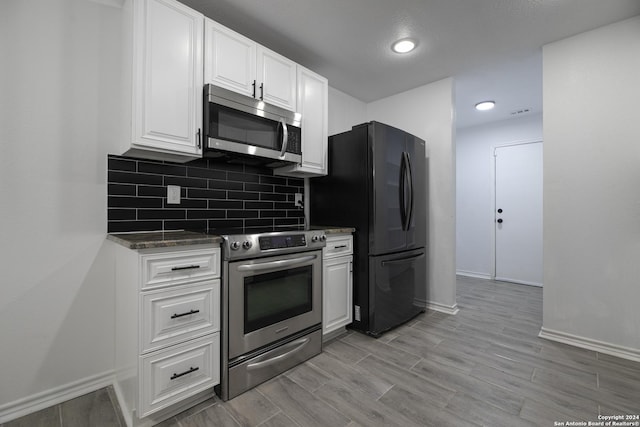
[{"x1": 216, "y1": 229, "x2": 326, "y2": 401}]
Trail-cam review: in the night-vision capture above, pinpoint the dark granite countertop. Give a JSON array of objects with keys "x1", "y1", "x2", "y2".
[
  {"x1": 107, "y1": 226, "x2": 353, "y2": 250},
  {"x1": 107, "y1": 230, "x2": 222, "y2": 250},
  {"x1": 310, "y1": 226, "x2": 356, "y2": 235}
]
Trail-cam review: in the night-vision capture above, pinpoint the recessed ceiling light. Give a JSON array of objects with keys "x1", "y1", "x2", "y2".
[
  {"x1": 475, "y1": 101, "x2": 495, "y2": 111},
  {"x1": 392, "y1": 38, "x2": 416, "y2": 54}
]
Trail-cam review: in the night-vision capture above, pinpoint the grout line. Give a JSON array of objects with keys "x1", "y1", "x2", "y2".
[
  {"x1": 219, "y1": 404, "x2": 242, "y2": 427},
  {"x1": 255, "y1": 411, "x2": 283, "y2": 427},
  {"x1": 375, "y1": 383, "x2": 395, "y2": 402},
  {"x1": 409, "y1": 357, "x2": 423, "y2": 370}
]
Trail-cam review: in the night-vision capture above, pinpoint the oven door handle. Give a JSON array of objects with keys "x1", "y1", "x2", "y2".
[
  {"x1": 236, "y1": 254, "x2": 317, "y2": 272},
  {"x1": 246, "y1": 337, "x2": 310, "y2": 371}
]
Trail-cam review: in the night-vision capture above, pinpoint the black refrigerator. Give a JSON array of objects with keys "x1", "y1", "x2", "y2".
[{"x1": 310, "y1": 121, "x2": 427, "y2": 337}]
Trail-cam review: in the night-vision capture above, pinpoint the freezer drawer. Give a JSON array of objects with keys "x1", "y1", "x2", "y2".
[{"x1": 368, "y1": 248, "x2": 426, "y2": 335}]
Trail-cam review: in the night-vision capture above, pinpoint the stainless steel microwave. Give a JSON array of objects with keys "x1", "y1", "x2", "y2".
[{"x1": 203, "y1": 84, "x2": 302, "y2": 165}]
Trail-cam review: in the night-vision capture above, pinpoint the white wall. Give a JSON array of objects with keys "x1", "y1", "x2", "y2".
[
  {"x1": 456, "y1": 114, "x2": 542, "y2": 278},
  {"x1": 328, "y1": 86, "x2": 367, "y2": 135},
  {"x1": 0, "y1": 0, "x2": 121, "y2": 417},
  {"x1": 542, "y1": 16, "x2": 640, "y2": 356},
  {"x1": 367, "y1": 79, "x2": 457, "y2": 312}
]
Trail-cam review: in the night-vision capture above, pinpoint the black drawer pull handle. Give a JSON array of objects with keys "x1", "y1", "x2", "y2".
[
  {"x1": 171, "y1": 265, "x2": 200, "y2": 271},
  {"x1": 333, "y1": 245, "x2": 348, "y2": 249},
  {"x1": 170, "y1": 366, "x2": 199, "y2": 380},
  {"x1": 171, "y1": 309, "x2": 200, "y2": 319}
]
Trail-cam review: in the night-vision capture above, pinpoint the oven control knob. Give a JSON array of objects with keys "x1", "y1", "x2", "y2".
[
  {"x1": 230, "y1": 241, "x2": 240, "y2": 250},
  {"x1": 242, "y1": 240, "x2": 253, "y2": 250},
  {"x1": 320, "y1": 235, "x2": 327, "y2": 242},
  {"x1": 312, "y1": 235, "x2": 319, "y2": 242}
]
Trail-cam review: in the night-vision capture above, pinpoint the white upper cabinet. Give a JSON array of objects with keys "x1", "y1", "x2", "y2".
[
  {"x1": 204, "y1": 21, "x2": 256, "y2": 98},
  {"x1": 256, "y1": 46, "x2": 298, "y2": 111},
  {"x1": 204, "y1": 19, "x2": 297, "y2": 112},
  {"x1": 274, "y1": 65, "x2": 328, "y2": 177},
  {"x1": 124, "y1": 0, "x2": 204, "y2": 162}
]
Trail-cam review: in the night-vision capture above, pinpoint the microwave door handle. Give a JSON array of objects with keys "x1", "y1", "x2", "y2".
[{"x1": 279, "y1": 118, "x2": 289, "y2": 158}]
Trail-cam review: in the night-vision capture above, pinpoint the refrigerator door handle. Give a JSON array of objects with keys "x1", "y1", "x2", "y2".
[
  {"x1": 399, "y1": 152, "x2": 407, "y2": 230},
  {"x1": 404, "y1": 152, "x2": 414, "y2": 229},
  {"x1": 381, "y1": 251, "x2": 425, "y2": 266}
]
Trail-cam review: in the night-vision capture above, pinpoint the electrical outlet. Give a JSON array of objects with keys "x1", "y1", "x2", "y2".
[
  {"x1": 294, "y1": 193, "x2": 303, "y2": 208},
  {"x1": 167, "y1": 185, "x2": 181, "y2": 204}
]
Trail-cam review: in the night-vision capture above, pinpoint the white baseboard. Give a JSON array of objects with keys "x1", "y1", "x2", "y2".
[
  {"x1": 112, "y1": 381, "x2": 133, "y2": 427},
  {"x1": 495, "y1": 276, "x2": 543, "y2": 287},
  {"x1": 425, "y1": 300, "x2": 459, "y2": 315},
  {"x1": 0, "y1": 370, "x2": 115, "y2": 424},
  {"x1": 539, "y1": 327, "x2": 640, "y2": 362},
  {"x1": 456, "y1": 270, "x2": 492, "y2": 280}
]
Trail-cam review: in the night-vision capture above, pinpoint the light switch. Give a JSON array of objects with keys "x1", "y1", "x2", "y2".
[{"x1": 167, "y1": 185, "x2": 181, "y2": 204}]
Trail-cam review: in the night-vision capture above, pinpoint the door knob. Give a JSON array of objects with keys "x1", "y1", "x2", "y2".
[
  {"x1": 497, "y1": 208, "x2": 503, "y2": 213},
  {"x1": 497, "y1": 218, "x2": 503, "y2": 223}
]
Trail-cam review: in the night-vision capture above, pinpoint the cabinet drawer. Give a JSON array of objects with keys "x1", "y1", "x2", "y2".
[
  {"x1": 141, "y1": 280, "x2": 220, "y2": 353},
  {"x1": 139, "y1": 333, "x2": 220, "y2": 417},
  {"x1": 323, "y1": 235, "x2": 353, "y2": 258},
  {"x1": 141, "y1": 247, "x2": 220, "y2": 289}
]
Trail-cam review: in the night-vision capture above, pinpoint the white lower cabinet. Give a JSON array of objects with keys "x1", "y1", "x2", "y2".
[
  {"x1": 322, "y1": 234, "x2": 353, "y2": 338},
  {"x1": 109, "y1": 243, "x2": 221, "y2": 427}
]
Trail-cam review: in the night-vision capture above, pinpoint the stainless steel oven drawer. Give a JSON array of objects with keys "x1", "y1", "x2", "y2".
[{"x1": 227, "y1": 328, "x2": 322, "y2": 400}]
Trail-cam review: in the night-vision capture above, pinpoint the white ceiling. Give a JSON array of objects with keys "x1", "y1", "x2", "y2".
[{"x1": 181, "y1": 0, "x2": 640, "y2": 128}]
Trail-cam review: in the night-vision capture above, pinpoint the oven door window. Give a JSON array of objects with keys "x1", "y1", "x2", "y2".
[
  {"x1": 244, "y1": 265, "x2": 312, "y2": 334},
  {"x1": 210, "y1": 104, "x2": 282, "y2": 151}
]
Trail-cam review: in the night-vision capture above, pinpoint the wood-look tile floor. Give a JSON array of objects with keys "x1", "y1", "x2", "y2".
[{"x1": 4, "y1": 276, "x2": 639, "y2": 426}]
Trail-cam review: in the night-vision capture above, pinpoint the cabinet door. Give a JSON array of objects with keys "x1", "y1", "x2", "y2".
[
  {"x1": 204, "y1": 19, "x2": 257, "y2": 98},
  {"x1": 256, "y1": 45, "x2": 297, "y2": 111},
  {"x1": 298, "y1": 66, "x2": 328, "y2": 174},
  {"x1": 323, "y1": 256, "x2": 353, "y2": 335},
  {"x1": 273, "y1": 66, "x2": 328, "y2": 177},
  {"x1": 133, "y1": 0, "x2": 203, "y2": 157}
]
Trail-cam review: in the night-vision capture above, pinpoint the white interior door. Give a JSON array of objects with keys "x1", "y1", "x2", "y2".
[{"x1": 494, "y1": 142, "x2": 543, "y2": 286}]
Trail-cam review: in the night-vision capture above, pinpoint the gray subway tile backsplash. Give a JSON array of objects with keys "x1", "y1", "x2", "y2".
[{"x1": 107, "y1": 155, "x2": 304, "y2": 233}]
